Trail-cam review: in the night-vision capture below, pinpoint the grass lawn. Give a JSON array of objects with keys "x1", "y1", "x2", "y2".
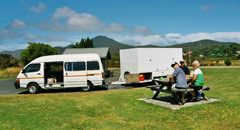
[
  {"x1": 0, "y1": 76, "x2": 16, "y2": 80},
  {"x1": 0, "y1": 68, "x2": 240, "y2": 130}
]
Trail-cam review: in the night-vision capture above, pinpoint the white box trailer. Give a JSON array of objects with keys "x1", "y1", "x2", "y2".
[{"x1": 119, "y1": 48, "x2": 183, "y2": 83}]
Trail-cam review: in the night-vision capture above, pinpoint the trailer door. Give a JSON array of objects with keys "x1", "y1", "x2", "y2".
[{"x1": 64, "y1": 61, "x2": 87, "y2": 87}]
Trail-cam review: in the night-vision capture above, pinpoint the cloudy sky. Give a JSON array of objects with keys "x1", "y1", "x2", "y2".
[{"x1": 0, "y1": 0, "x2": 240, "y2": 51}]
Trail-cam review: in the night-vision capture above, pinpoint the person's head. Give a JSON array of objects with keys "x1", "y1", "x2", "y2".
[
  {"x1": 171, "y1": 62, "x2": 179, "y2": 69},
  {"x1": 180, "y1": 60, "x2": 186, "y2": 68},
  {"x1": 192, "y1": 60, "x2": 200, "y2": 70}
]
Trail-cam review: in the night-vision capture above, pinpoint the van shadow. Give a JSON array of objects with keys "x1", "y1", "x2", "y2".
[
  {"x1": 18, "y1": 82, "x2": 154, "y2": 94},
  {"x1": 18, "y1": 87, "x2": 109, "y2": 94}
]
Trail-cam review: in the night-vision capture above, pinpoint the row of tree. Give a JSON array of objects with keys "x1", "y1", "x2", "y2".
[{"x1": 192, "y1": 43, "x2": 240, "y2": 59}]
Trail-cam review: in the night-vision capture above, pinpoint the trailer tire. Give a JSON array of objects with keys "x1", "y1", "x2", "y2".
[
  {"x1": 28, "y1": 83, "x2": 40, "y2": 94},
  {"x1": 124, "y1": 71, "x2": 130, "y2": 79},
  {"x1": 82, "y1": 81, "x2": 93, "y2": 92}
]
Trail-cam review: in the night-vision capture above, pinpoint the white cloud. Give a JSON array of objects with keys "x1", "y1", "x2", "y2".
[
  {"x1": 104, "y1": 23, "x2": 126, "y2": 33},
  {"x1": 37, "y1": 6, "x2": 126, "y2": 33},
  {"x1": 132, "y1": 26, "x2": 152, "y2": 35},
  {"x1": 6, "y1": 19, "x2": 27, "y2": 30},
  {"x1": 65, "y1": 13, "x2": 104, "y2": 32},
  {"x1": 0, "y1": 29, "x2": 22, "y2": 39},
  {"x1": 24, "y1": 33, "x2": 41, "y2": 40},
  {"x1": 52, "y1": 6, "x2": 76, "y2": 20},
  {"x1": 112, "y1": 32, "x2": 240, "y2": 46},
  {"x1": 0, "y1": 45, "x2": 7, "y2": 51},
  {"x1": 29, "y1": 2, "x2": 46, "y2": 13}
]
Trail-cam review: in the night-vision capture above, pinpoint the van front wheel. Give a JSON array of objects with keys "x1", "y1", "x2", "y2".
[
  {"x1": 82, "y1": 81, "x2": 93, "y2": 92},
  {"x1": 28, "y1": 83, "x2": 40, "y2": 94}
]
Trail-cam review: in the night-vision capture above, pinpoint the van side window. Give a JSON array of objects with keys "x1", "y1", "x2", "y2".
[
  {"x1": 65, "y1": 62, "x2": 85, "y2": 71},
  {"x1": 24, "y1": 63, "x2": 41, "y2": 73},
  {"x1": 87, "y1": 61, "x2": 99, "y2": 70}
]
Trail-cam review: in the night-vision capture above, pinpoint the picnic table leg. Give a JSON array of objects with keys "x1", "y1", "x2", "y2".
[
  {"x1": 172, "y1": 92, "x2": 180, "y2": 105},
  {"x1": 152, "y1": 91, "x2": 160, "y2": 99}
]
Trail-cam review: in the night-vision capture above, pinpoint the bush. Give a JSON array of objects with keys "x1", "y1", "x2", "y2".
[
  {"x1": 224, "y1": 59, "x2": 232, "y2": 66},
  {"x1": 237, "y1": 55, "x2": 240, "y2": 60},
  {"x1": 0, "y1": 54, "x2": 19, "y2": 69},
  {"x1": 0, "y1": 67, "x2": 22, "y2": 78}
]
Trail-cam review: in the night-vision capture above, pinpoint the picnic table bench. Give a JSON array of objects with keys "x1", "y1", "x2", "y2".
[{"x1": 147, "y1": 78, "x2": 210, "y2": 101}]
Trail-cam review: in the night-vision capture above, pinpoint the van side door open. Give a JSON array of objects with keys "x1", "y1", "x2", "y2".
[
  {"x1": 64, "y1": 61, "x2": 87, "y2": 87},
  {"x1": 20, "y1": 63, "x2": 44, "y2": 88}
]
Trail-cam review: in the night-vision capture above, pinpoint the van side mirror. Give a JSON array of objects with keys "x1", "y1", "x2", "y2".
[{"x1": 22, "y1": 69, "x2": 26, "y2": 73}]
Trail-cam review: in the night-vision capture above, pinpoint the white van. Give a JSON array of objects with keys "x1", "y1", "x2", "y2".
[{"x1": 14, "y1": 54, "x2": 106, "y2": 94}]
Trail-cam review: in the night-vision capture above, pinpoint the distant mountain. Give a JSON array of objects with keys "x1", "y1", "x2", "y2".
[
  {"x1": 92, "y1": 36, "x2": 133, "y2": 55},
  {"x1": 0, "y1": 49, "x2": 24, "y2": 59},
  {"x1": 168, "y1": 39, "x2": 235, "y2": 52},
  {"x1": 1, "y1": 37, "x2": 239, "y2": 59}
]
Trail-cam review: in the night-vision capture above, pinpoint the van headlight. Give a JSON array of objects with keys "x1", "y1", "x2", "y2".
[{"x1": 15, "y1": 78, "x2": 20, "y2": 83}]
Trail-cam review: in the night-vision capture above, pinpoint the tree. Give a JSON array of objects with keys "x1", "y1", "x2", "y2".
[
  {"x1": 224, "y1": 59, "x2": 232, "y2": 66},
  {"x1": 20, "y1": 42, "x2": 57, "y2": 65},
  {"x1": 0, "y1": 54, "x2": 19, "y2": 69},
  {"x1": 230, "y1": 43, "x2": 240, "y2": 54},
  {"x1": 71, "y1": 37, "x2": 94, "y2": 48}
]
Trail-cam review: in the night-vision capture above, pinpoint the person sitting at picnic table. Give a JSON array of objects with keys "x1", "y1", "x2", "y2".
[
  {"x1": 168, "y1": 62, "x2": 188, "y2": 105},
  {"x1": 180, "y1": 60, "x2": 190, "y2": 75},
  {"x1": 187, "y1": 60, "x2": 208, "y2": 101}
]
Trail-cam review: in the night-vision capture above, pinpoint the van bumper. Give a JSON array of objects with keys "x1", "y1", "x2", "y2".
[{"x1": 14, "y1": 81, "x2": 20, "y2": 89}]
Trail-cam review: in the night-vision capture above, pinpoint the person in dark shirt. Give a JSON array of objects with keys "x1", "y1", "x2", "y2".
[{"x1": 180, "y1": 60, "x2": 190, "y2": 75}]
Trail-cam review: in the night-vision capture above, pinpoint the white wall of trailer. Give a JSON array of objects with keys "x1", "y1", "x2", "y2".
[{"x1": 119, "y1": 48, "x2": 183, "y2": 81}]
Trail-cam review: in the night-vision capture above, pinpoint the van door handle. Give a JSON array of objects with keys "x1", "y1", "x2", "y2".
[
  {"x1": 37, "y1": 73, "x2": 41, "y2": 75},
  {"x1": 66, "y1": 73, "x2": 68, "y2": 76}
]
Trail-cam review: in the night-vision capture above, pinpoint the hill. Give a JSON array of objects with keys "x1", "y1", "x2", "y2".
[
  {"x1": 92, "y1": 36, "x2": 133, "y2": 55},
  {"x1": 1, "y1": 37, "x2": 239, "y2": 58},
  {"x1": 0, "y1": 49, "x2": 24, "y2": 59},
  {"x1": 168, "y1": 39, "x2": 235, "y2": 52}
]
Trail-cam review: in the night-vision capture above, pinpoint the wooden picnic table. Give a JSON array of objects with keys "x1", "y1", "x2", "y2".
[{"x1": 147, "y1": 78, "x2": 193, "y2": 99}]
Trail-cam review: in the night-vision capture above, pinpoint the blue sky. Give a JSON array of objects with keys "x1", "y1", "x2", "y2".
[{"x1": 0, "y1": 0, "x2": 240, "y2": 51}]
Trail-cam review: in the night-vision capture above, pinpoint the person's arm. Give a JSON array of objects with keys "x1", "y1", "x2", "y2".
[
  {"x1": 168, "y1": 75, "x2": 174, "y2": 82},
  {"x1": 169, "y1": 69, "x2": 178, "y2": 82},
  {"x1": 188, "y1": 74, "x2": 197, "y2": 86}
]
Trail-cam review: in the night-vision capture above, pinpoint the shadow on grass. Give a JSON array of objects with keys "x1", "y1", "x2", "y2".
[{"x1": 18, "y1": 82, "x2": 152, "y2": 95}]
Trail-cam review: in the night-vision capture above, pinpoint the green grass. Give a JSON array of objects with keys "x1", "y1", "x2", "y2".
[
  {"x1": 0, "y1": 76, "x2": 16, "y2": 80},
  {"x1": 0, "y1": 68, "x2": 240, "y2": 130}
]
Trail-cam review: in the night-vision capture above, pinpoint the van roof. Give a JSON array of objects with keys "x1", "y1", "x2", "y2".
[{"x1": 30, "y1": 54, "x2": 100, "y2": 63}]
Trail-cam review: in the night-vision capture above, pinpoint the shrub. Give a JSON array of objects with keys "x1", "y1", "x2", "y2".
[
  {"x1": 0, "y1": 54, "x2": 19, "y2": 69},
  {"x1": 237, "y1": 55, "x2": 240, "y2": 60},
  {"x1": 224, "y1": 59, "x2": 232, "y2": 66},
  {"x1": 0, "y1": 67, "x2": 22, "y2": 78}
]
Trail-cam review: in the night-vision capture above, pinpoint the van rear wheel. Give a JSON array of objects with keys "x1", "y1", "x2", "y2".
[
  {"x1": 28, "y1": 83, "x2": 40, "y2": 94},
  {"x1": 82, "y1": 81, "x2": 93, "y2": 92}
]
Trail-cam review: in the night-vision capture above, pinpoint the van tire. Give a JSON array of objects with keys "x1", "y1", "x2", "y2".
[
  {"x1": 28, "y1": 83, "x2": 40, "y2": 94},
  {"x1": 82, "y1": 81, "x2": 93, "y2": 92}
]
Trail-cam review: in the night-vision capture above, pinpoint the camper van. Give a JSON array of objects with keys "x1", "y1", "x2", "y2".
[
  {"x1": 14, "y1": 54, "x2": 106, "y2": 94},
  {"x1": 119, "y1": 48, "x2": 183, "y2": 83}
]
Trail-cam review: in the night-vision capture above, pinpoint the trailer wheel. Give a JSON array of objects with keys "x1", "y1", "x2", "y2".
[
  {"x1": 124, "y1": 71, "x2": 130, "y2": 79},
  {"x1": 82, "y1": 81, "x2": 93, "y2": 92},
  {"x1": 28, "y1": 83, "x2": 40, "y2": 94}
]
